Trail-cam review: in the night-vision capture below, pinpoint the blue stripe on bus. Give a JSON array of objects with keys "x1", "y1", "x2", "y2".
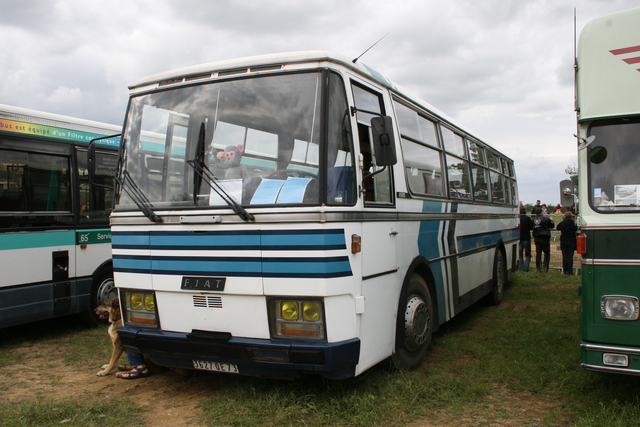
[
  {"x1": 112, "y1": 229, "x2": 347, "y2": 251},
  {"x1": 456, "y1": 229, "x2": 519, "y2": 252},
  {"x1": 111, "y1": 229, "x2": 352, "y2": 278},
  {"x1": 0, "y1": 230, "x2": 75, "y2": 250},
  {"x1": 418, "y1": 204, "x2": 447, "y2": 323},
  {"x1": 112, "y1": 255, "x2": 352, "y2": 278},
  {"x1": 112, "y1": 255, "x2": 152, "y2": 271},
  {"x1": 149, "y1": 233, "x2": 261, "y2": 250},
  {"x1": 421, "y1": 200, "x2": 444, "y2": 214},
  {"x1": 261, "y1": 231, "x2": 347, "y2": 250},
  {"x1": 151, "y1": 259, "x2": 262, "y2": 274},
  {"x1": 261, "y1": 256, "x2": 351, "y2": 275},
  {"x1": 112, "y1": 232, "x2": 150, "y2": 248}
]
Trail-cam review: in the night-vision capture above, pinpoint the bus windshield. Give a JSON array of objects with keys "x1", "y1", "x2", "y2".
[
  {"x1": 117, "y1": 71, "x2": 355, "y2": 211},
  {"x1": 588, "y1": 118, "x2": 640, "y2": 212}
]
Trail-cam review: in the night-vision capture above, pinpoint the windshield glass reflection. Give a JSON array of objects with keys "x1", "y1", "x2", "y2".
[
  {"x1": 118, "y1": 73, "x2": 331, "y2": 210},
  {"x1": 589, "y1": 118, "x2": 640, "y2": 212}
]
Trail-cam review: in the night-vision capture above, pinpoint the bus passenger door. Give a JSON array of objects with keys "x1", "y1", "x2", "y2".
[
  {"x1": 351, "y1": 81, "x2": 398, "y2": 277},
  {"x1": 351, "y1": 80, "x2": 398, "y2": 371}
]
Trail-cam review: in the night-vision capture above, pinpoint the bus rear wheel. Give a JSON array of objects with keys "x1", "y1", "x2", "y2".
[
  {"x1": 486, "y1": 249, "x2": 506, "y2": 306},
  {"x1": 88, "y1": 270, "x2": 116, "y2": 325},
  {"x1": 391, "y1": 274, "x2": 433, "y2": 371}
]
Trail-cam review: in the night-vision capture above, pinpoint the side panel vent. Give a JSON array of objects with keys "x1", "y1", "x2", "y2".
[
  {"x1": 158, "y1": 78, "x2": 184, "y2": 87},
  {"x1": 185, "y1": 73, "x2": 214, "y2": 82},
  {"x1": 250, "y1": 64, "x2": 283, "y2": 72},
  {"x1": 193, "y1": 295, "x2": 223, "y2": 308},
  {"x1": 218, "y1": 68, "x2": 248, "y2": 77}
]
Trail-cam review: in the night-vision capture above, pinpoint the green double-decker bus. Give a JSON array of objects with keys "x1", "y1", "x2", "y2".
[{"x1": 574, "y1": 7, "x2": 640, "y2": 374}]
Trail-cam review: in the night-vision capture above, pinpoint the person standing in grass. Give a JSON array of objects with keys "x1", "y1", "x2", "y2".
[
  {"x1": 519, "y1": 205, "x2": 534, "y2": 271},
  {"x1": 532, "y1": 206, "x2": 554, "y2": 272},
  {"x1": 557, "y1": 211, "x2": 578, "y2": 275},
  {"x1": 531, "y1": 200, "x2": 541, "y2": 215}
]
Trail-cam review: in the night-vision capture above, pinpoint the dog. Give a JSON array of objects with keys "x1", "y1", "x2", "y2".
[{"x1": 95, "y1": 297, "x2": 129, "y2": 376}]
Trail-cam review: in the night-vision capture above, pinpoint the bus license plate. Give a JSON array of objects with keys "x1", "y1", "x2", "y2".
[{"x1": 192, "y1": 360, "x2": 239, "y2": 374}]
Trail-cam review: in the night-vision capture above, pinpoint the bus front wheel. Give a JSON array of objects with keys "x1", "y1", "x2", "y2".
[{"x1": 391, "y1": 274, "x2": 433, "y2": 371}]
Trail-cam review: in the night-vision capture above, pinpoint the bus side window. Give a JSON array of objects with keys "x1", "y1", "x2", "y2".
[
  {"x1": 351, "y1": 83, "x2": 393, "y2": 204},
  {"x1": 0, "y1": 149, "x2": 27, "y2": 212},
  {"x1": 358, "y1": 124, "x2": 374, "y2": 201},
  {"x1": 77, "y1": 148, "x2": 116, "y2": 224}
]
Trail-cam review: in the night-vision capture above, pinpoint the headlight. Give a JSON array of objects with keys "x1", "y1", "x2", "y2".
[
  {"x1": 302, "y1": 301, "x2": 321, "y2": 321},
  {"x1": 601, "y1": 295, "x2": 639, "y2": 321},
  {"x1": 281, "y1": 301, "x2": 299, "y2": 320},
  {"x1": 144, "y1": 293, "x2": 155, "y2": 311},
  {"x1": 603, "y1": 353, "x2": 629, "y2": 367},
  {"x1": 269, "y1": 298, "x2": 325, "y2": 341},
  {"x1": 123, "y1": 291, "x2": 159, "y2": 328},
  {"x1": 130, "y1": 293, "x2": 143, "y2": 309}
]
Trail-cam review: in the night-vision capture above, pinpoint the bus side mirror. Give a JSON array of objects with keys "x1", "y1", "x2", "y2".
[
  {"x1": 370, "y1": 116, "x2": 397, "y2": 166},
  {"x1": 560, "y1": 179, "x2": 574, "y2": 207}
]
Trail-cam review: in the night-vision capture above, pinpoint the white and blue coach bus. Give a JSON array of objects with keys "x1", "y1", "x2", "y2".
[
  {"x1": 107, "y1": 51, "x2": 519, "y2": 379},
  {"x1": 0, "y1": 104, "x2": 120, "y2": 328}
]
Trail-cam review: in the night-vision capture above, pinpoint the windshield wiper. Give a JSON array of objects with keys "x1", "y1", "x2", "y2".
[
  {"x1": 193, "y1": 123, "x2": 206, "y2": 204},
  {"x1": 187, "y1": 123, "x2": 254, "y2": 222},
  {"x1": 116, "y1": 170, "x2": 163, "y2": 223},
  {"x1": 187, "y1": 159, "x2": 255, "y2": 222}
]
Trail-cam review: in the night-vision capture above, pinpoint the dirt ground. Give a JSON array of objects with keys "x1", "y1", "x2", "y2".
[
  {"x1": 1, "y1": 338, "x2": 211, "y2": 426},
  {"x1": 0, "y1": 331, "x2": 570, "y2": 427}
]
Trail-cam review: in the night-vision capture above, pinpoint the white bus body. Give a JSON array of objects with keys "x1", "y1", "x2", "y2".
[
  {"x1": 0, "y1": 104, "x2": 120, "y2": 328},
  {"x1": 112, "y1": 51, "x2": 518, "y2": 379}
]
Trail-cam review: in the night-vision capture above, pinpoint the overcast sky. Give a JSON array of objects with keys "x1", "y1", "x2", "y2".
[{"x1": 1, "y1": 0, "x2": 638, "y2": 206}]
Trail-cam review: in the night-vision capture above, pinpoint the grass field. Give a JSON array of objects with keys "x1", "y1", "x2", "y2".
[{"x1": 2, "y1": 271, "x2": 640, "y2": 426}]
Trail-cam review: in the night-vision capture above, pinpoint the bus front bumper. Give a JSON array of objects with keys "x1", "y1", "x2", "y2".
[
  {"x1": 581, "y1": 342, "x2": 640, "y2": 376},
  {"x1": 118, "y1": 326, "x2": 361, "y2": 380}
]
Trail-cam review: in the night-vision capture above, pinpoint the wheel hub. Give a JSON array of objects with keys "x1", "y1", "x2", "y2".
[
  {"x1": 96, "y1": 278, "x2": 116, "y2": 304},
  {"x1": 404, "y1": 295, "x2": 430, "y2": 351}
]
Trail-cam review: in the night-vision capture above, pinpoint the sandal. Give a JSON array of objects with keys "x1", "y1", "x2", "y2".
[{"x1": 116, "y1": 365, "x2": 150, "y2": 380}]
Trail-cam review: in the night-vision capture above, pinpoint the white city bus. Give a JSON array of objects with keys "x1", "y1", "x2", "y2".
[
  {"x1": 0, "y1": 104, "x2": 120, "y2": 328},
  {"x1": 108, "y1": 51, "x2": 519, "y2": 379},
  {"x1": 571, "y1": 7, "x2": 640, "y2": 375}
]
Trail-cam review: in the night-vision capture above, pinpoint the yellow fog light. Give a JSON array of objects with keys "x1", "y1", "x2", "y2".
[
  {"x1": 144, "y1": 294, "x2": 155, "y2": 310},
  {"x1": 130, "y1": 293, "x2": 143, "y2": 310},
  {"x1": 122, "y1": 290, "x2": 159, "y2": 329},
  {"x1": 303, "y1": 302, "x2": 321, "y2": 321},
  {"x1": 281, "y1": 301, "x2": 299, "y2": 320},
  {"x1": 269, "y1": 298, "x2": 325, "y2": 341}
]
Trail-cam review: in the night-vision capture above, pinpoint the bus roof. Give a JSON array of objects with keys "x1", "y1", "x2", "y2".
[
  {"x1": 130, "y1": 50, "x2": 397, "y2": 91},
  {"x1": 0, "y1": 103, "x2": 122, "y2": 137},
  {"x1": 129, "y1": 51, "x2": 509, "y2": 160},
  {"x1": 577, "y1": 7, "x2": 640, "y2": 121}
]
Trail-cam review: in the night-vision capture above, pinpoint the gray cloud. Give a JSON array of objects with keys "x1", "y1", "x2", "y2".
[{"x1": 1, "y1": 0, "x2": 638, "y2": 204}]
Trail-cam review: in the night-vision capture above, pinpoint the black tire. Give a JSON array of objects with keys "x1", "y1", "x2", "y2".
[
  {"x1": 87, "y1": 269, "x2": 117, "y2": 325},
  {"x1": 487, "y1": 249, "x2": 506, "y2": 306},
  {"x1": 391, "y1": 274, "x2": 434, "y2": 371}
]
